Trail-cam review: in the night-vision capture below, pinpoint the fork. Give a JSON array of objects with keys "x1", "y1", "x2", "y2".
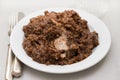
[{"x1": 5, "y1": 13, "x2": 23, "y2": 80}]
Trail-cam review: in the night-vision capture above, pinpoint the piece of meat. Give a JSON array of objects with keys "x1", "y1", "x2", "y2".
[{"x1": 54, "y1": 34, "x2": 68, "y2": 50}]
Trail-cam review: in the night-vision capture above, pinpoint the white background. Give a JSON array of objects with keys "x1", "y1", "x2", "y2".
[{"x1": 0, "y1": 0, "x2": 120, "y2": 80}]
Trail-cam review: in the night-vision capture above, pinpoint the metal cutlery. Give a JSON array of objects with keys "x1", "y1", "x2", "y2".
[
  {"x1": 5, "y1": 12, "x2": 24, "y2": 80},
  {"x1": 12, "y1": 12, "x2": 24, "y2": 77}
]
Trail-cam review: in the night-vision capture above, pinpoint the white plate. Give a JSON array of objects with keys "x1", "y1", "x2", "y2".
[{"x1": 10, "y1": 8, "x2": 111, "y2": 74}]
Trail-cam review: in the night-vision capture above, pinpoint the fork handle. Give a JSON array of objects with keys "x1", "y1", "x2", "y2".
[
  {"x1": 5, "y1": 44, "x2": 13, "y2": 80},
  {"x1": 12, "y1": 57, "x2": 22, "y2": 77}
]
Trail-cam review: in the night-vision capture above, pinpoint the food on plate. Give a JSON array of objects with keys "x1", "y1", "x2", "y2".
[{"x1": 22, "y1": 10, "x2": 99, "y2": 65}]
